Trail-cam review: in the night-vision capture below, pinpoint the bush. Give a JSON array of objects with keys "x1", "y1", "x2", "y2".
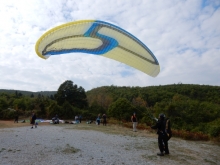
[
  {"x1": 205, "y1": 119, "x2": 220, "y2": 138},
  {"x1": 172, "y1": 129, "x2": 209, "y2": 141},
  {"x1": 0, "y1": 109, "x2": 15, "y2": 119},
  {"x1": 208, "y1": 126, "x2": 220, "y2": 137}
]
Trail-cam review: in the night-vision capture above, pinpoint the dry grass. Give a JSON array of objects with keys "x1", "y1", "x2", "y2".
[
  {"x1": 0, "y1": 119, "x2": 218, "y2": 143},
  {"x1": 0, "y1": 119, "x2": 144, "y2": 138},
  {"x1": 60, "y1": 121, "x2": 156, "y2": 139},
  {"x1": 62, "y1": 144, "x2": 80, "y2": 154},
  {"x1": 0, "y1": 120, "x2": 137, "y2": 136},
  {"x1": 0, "y1": 120, "x2": 50, "y2": 129}
]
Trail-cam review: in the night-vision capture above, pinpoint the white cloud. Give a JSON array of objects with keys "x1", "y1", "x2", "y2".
[{"x1": 0, "y1": 0, "x2": 219, "y2": 92}]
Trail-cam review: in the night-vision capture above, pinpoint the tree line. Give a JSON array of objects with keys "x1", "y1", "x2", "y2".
[
  {"x1": 0, "y1": 82, "x2": 219, "y2": 139},
  {"x1": 86, "y1": 84, "x2": 220, "y2": 139}
]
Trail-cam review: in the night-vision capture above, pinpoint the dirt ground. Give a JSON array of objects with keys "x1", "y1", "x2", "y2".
[
  {"x1": 0, "y1": 120, "x2": 220, "y2": 165},
  {"x1": 0, "y1": 120, "x2": 50, "y2": 128}
]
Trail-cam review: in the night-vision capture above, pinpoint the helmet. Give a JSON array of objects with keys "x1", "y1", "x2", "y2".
[{"x1": 159, "y1": 113, "x2": 165, "y2": 119}]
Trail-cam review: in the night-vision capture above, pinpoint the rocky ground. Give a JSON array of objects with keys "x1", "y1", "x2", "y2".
[{"x1": 0, "y1": 121, "x2": 219, "y2": 165}]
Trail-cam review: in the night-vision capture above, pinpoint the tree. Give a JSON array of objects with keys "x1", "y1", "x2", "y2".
[
  {"x1": 13, "y1": 98, "x2": 27, "y2": 111},
  {"x1": 132, "y1": 97, "x2": 147, "y2": 107},
  {"x1": 47, "y1": 101, "x2": 62, "y2": 118},
  {"x1": 39, "y1": 102, "x2": 46, "y2": 117},
  {"x1": 60, "y1": 101, "x2": 77, "y2": 119},
  {"x1": 76, "y1": 86, "x2": 88, "y2": 108},
  {"x1": 0, "y1": 97, "x2": 8, "y2": 111},
  {"x1": 18, "y1": 92, "x2": 23, "y2": 97},
  {"x1": 56, "y1": 80, "x2": 88, "y2": 108},
  {"x1": 108, "y1": 98, "x2": 135, "y2": 121},
  {"x1": 89, "y1": 101, "x2": 105, "y2": 116},
  {"x1": 50, "y1": 94, "x2": 55, "y2": 100}
]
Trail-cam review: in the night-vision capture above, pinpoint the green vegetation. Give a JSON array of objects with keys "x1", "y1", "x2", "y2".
[
  {"x1": 0, "y1": 83, "x2": 220, "y2": 141},
  {"x1": 0, "y1": 80, "x2": 88, "y2": 120},
  {"x1": 86, "y1": 84, "x2": 220, "y2": 141}
]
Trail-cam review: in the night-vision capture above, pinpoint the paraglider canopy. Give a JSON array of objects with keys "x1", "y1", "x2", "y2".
[{"x1": 35, "y1": 20, "x2": 160, "y2": 77}]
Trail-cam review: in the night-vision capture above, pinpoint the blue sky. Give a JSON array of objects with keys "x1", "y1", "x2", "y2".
[{"x1": 0, "y1": 0, "x2": 219, "y2": 92}]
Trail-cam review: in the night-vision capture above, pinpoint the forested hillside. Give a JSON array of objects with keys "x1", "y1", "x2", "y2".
[
  {"x1": 0, "y1": 83, "x2": 220, "y2": 140},
  {"x1": 86, "y1": 84, "x2": 220, "y2": 139},
  {"x1": 0, "y1": 89, "x2": 56, "y2": 98},
  {"x1": 86, "y1": 84, "x2": 220, "y2": 106}
]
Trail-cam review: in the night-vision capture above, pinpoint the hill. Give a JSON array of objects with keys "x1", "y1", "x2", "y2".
[
  {"x1": 86, "y1": 84, "x2": 220, "y2": 139},
  {"x1": 0, "y1": 89, "x2": 57, "y2": 97},
  {"x1": 1, "y1": 84, "x2": 219, "y2": 140},
  {"x1": 86, "y1": 84, "x2": 220, "y2": 106}
]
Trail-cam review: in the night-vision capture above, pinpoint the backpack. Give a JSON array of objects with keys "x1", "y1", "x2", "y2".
[{"x1": 165, "y1": 118, "x2": 172, "y2": 140}]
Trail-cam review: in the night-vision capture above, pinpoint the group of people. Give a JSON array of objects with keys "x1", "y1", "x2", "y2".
[
  {"x1": 131, "y1": 112, "x2": 172, "y2": 156},
  {"x1": 75, "y1": 115, "x2": 82, "y2": 123},
  {"x1": 14, "y1": 111, "x2": 37, "y2": 129},
  {"x1": 18, "y1": 110, "x2": 172, "y2": 156},
  {"x1": 96, "y1": 114, "x2": 107, "y2": 126}
]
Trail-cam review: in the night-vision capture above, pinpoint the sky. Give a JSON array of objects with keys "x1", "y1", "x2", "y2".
[{"x1": 0, "y1": 0, "x2": 220, "y2": 92}]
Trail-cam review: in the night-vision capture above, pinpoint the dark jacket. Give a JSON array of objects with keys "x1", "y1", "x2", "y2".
[
  {"x1": 151, "y1": 118, "x2": 166, "y2": 134},
  {"x1": 31, "y1": 114, "x2": 37, "y2": 124}
]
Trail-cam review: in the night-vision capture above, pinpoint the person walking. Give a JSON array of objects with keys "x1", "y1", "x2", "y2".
[
  {"x1": 131, "y1": 112, "x2": 137, "y2": 132},
  {"x1": 31, "y1": 112, "x2": 37, "y2": 129}
]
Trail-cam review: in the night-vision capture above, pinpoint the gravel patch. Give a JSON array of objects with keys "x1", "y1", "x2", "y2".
[{"x1": 0, "y1": 124, "x2": 219, "y2": 165}]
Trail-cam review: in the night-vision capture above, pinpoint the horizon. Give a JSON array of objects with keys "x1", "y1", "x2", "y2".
[{"x1": 1, "y1": 83, "x2": 219, "y2": 93}]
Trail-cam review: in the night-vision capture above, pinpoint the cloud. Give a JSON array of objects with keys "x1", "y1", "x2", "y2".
[{"x1": 0, "y1": 0, "x2": 219, "y2": 92}]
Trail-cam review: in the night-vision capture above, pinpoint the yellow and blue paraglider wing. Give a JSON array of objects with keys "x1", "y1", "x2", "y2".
[{"x1": 35, "y1": 20, "x2": 160, "y2": 77}]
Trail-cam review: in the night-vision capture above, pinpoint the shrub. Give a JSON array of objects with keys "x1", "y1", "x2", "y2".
[
  {"x1": 208, "y1": 126, "x2": 220, "y2": 137},
  {"x1": 1, "y1": 109, "x2": 15, "y2": 119}
]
